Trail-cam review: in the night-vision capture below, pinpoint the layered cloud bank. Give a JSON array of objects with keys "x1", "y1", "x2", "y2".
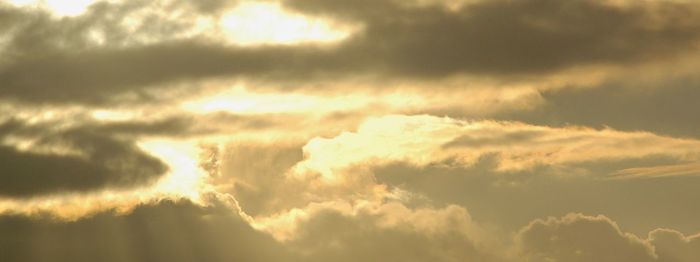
[{"x1": 1, "y1": 0, "x2": 700, "y2": 261}]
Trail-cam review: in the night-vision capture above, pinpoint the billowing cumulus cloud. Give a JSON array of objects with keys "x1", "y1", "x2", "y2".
[
  {"x1": 516, "y1": 213, "x2": 700, "y2": 262},
  {"x1": 650, "y1": 229, "x2": 700, "y2": 262},
  {"x1": 282, "y1": 202, "x2": 502, "y2": 262},
  {"x1": 516, "y1": 213, "x2": 658, "y2": 261}
]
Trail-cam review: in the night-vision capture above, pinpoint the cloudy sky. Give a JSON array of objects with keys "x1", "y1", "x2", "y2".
[{"x1": 1, "y1": 0, "x2": 700, "y2": 261}]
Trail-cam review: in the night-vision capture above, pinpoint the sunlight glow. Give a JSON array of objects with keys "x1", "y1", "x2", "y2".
[
  {"x1": 180, "y1": 83, "x2": 539, "y2": 118},
  {"x1": 139, "y1": 139, "x2": 210, "y2": 203},
  {"x1": 5, "y1": 0, "x2": 101, "y2": 17},
  {"x1": 181, "y1": 84, "x2": 371, "y2": 114},
  {"x1": 220, "y1": 1, "x2": 354, "y2": 45}
]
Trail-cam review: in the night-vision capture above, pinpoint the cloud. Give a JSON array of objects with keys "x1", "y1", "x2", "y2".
[
  {"x1": 611, "y1": 162, "x2": 700, "y2": 179},
  {"x1": 516, "y1": 213, "x2": 700, "y2": 262},
  {"x1": 209, "y1": 115, "x2": 700, "y2": 231},
  {"x1": 206, "y1": 115, "x2": 700, "y2": 240},
  {"x1": 0, "y1": 200, "x2": 295, "y2": 262},
  {"x1": 0, "y1": 194, "x2": 502, "y2": 262},
  {"x1": 217, "y1": 142, "x2": 304, "y2": 216},
  {"x1": 373, "y1": 159, "x2": 700, "y2": 237},
  {"x1": 81, "y1": 112, "x2": 284, "y2": 138},
  {"x1": 1, "y1": 0, "x2": 699, "y2": 260},
  {"x1": 516, "y1": 213, "x2": 657, "y2": 261},
  {"x1": 0, "y1": 41, "x2": 300, "y2": 104},
  {"x1": 283, "y1": 0, "x2": 700, "y2": 76},
  {"x1": 282, "y1": 201, "x2": 502, "y2": 262},
  {"x1": 1, "y1": 196, "x2": 697, "y2": 262},
  {"x1": 290, "y1": 115, "x2": 700, "y2": 178},
  {"x1": 2, "y1": 0, "x2": 700, "y2": 104},
  {"x1": 0, "y1": 120, "x2": 167, "y2": 197},
  {"x1": 0, "y1": 0, "x2": 349, "y2": 105},
  {"x1": 650, "y1": 229, "x2": 700, "y2": 262}
]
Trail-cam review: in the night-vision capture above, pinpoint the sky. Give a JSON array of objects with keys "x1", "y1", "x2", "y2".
[{"x1": 1, "y1": 0, "x2": 700, "y2": 261}]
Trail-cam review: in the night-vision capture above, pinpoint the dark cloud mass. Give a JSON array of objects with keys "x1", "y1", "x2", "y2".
[
  {"x1": 0, "y1": 199, "x2": 499, "y2": 262},
  {"x1": 285, "y1": 0, "x2": 700, "y2": 75},
  {"x1": 1, "y1": 199, "x2": 696, "y2": 262},
  {"x1": 286, "y1": 208, "x2": 499, "y2": 262},
  {"x1": 1, "y1": 0, "x2": 700, "y2": 104},
  {"x1": 0, "y1": 120, "x2": 167, "y2": 197},
  {"x1": 0, "y1": 200, "x2": 293, "y2": 262},
  {"x1": 0, "y1": 42, "x2": 294, "y2": 104},
  {"x1": 0, "y1": 110, "x2": 298, "y2": 197}
]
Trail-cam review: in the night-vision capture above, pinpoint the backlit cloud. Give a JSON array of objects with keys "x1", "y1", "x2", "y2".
[{"x1": 2, "y1": 0, "x2": 700, "y2": 261}]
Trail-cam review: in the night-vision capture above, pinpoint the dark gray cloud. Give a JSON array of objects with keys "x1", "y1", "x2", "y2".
[
  {"x1": 283, "y1": 0, "x2": 700, "y2": 75},
  {"x1": 0, "y1": 198, "x2": 695, "y2": 262},
  {"x1": 0, "y1": 120, "x2": 167, "y2": 197},
  {"x1": 2, "y1": 0, "x2": 700, "y2": 104},
  {"x1": 0, "y1": 0, "x2": 348, "y2": 105},
  {"x1": 0, "y1": 200, "x2": 294, "y2": 262},
  {"x1": 0, "y1": 198, "x2": 499, "y2": 262},
  {"x1": 286, "y1": 208, "x2": 501, "y2": 262},
  {"x1": 0, "y1": 109, "x2": 303, "y2": 198},
  {"x1": 0, "y1": 41, "x2": 300, "y2": 104}
]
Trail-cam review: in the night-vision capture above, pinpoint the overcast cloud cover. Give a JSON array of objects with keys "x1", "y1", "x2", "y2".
[{"x1": 1, "y1": 0, "x2": 700, "y2": 261}]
